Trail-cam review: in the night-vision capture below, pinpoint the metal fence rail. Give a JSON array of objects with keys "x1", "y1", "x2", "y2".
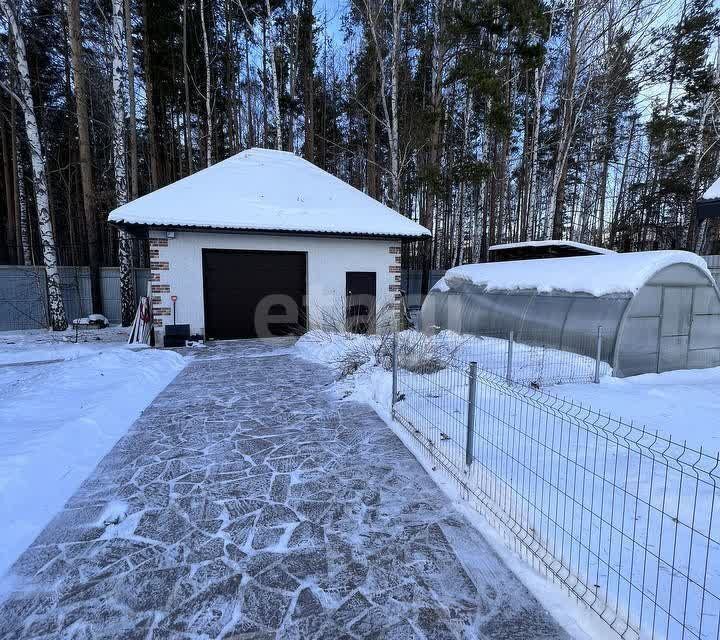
[
  {"x1": 392, "y1": 341, "x2": 720, "y2": 640},
  {"x1": 0, "y1": 266, "x2": 149, "y2": 331},
  {"x1": 446, "y1": 327, "x2": 610, "y2": 386}
]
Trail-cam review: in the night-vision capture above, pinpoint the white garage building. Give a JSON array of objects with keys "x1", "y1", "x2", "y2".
[{"x1": 109, "y1": 148, "x2": 429, "y2": 343}]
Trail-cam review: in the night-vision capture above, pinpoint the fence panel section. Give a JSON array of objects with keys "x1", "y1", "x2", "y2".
[
  {"x1": 0, "y1": 266, "x2": 150, "y2": 331},
  {"x1": 393, "y1": 355, "x2": 720, "y2": 640},
  {"x1": 0, "y1": 267, "x2": 49, "y2": 331}
]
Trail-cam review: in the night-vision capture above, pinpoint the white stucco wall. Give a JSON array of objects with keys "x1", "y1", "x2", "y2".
[{"x1": 148, "y1": 230, "x2": 401, "y2": 339}]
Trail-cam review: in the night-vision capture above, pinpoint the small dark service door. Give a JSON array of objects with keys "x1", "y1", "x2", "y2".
[{"x1": 346, "y1": 272, "x2": 376, "y2": 334}]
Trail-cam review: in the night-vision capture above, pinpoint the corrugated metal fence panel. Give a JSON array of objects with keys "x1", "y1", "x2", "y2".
[
  {"x1": 0, "y1": 267, "x2": 150, "y2": 331},
  {"x1": 0, "y1": 266, "x2": 49, "y2": 331},
  {"x1": 100, "y1": 269, "x2": 122, "y2": 324},
  {"x1": 59, "y1": 267, "x2": 93, "y2": 323}
]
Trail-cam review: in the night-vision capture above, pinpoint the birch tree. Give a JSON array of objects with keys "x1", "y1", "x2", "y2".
[
  {"x1": 15, "y1": 141, "x2": 30, "y2": 264},
  {"x1": 111, "y1": 0, "x2": 135, "y2": 326},
  {"x1": 547, "y1": 0, "x2": 595, "y2": 239},
  {"x1": 125, "y1": 0, "x2": 139, "y2": 198},
  {"x1": 9, "y1": 86, "x2": 30, "y2": 264},
  {"x1": 1, "y1": 0, "x2": 67, "y2": 329},
  {"x1": 690, "y1": 46, "x2": 720, "y2": 252},
  {"x1": 361, "y1": 0, "x2": 403, "y2": 209}
]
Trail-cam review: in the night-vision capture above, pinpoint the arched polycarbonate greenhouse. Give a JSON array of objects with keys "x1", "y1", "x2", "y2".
[{"x1": 420, "y1": 250, "x2": 720, "y2": 377}]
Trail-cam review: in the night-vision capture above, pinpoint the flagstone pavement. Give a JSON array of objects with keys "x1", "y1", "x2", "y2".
[{"x1": 0, "y1": 339, "x2": 570, "y2": 640}]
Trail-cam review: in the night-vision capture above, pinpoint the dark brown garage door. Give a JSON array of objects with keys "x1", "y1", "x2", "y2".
[{"x1": 202, "y1": 249, "x2": 307, "y2": 339}]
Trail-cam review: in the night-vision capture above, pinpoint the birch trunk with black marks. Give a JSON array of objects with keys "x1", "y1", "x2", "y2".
[
  {"x1": 67, "y1": 0, "x2": 103, "y2": 313},
  {"x1": 111, "y1": 0, "x2": 135, "y2": 326},
  {"x1": 10, "y1": 95, "x2": 29, "y2": 263},
  {"x1": 1, "y1": 0, "x2": 67, "y2": 329},
  {"x1": 15, "y1": 146, "x2": 30, "y2": 264}
]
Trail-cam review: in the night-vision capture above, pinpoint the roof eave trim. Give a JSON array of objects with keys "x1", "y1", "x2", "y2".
[{"x1": 110, "y1": 220, "x2": 430, "y2": 241}]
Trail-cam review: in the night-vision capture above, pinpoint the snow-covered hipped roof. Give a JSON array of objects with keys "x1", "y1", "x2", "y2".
[
  {"x1": 489, "y1": 240, "x2": 615, "y2": 255},
  {"x1": 434, "y1": 250, "x2": 712, "y2": 297},
  {"x1": 109, "y1": 148, "x2": 430, "y2": 238},
  {"x1": 702, "y1": 177, "x2": 720, "y2": 201}
]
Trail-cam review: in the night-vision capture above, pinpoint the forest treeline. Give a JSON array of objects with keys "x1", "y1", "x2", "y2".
[{"x1": 1, "y1": 0, "x2": 720, "y2": 326}]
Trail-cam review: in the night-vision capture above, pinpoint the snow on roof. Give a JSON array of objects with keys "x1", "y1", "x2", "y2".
[
  {"x1": 108, "y1": 148, "x2": 430, "y2": 238},
  {"x1": 702, "y1": 177, "x2": 720, "y2": 200},
  {"x1": 489, "y1": 240, "x2": 615, "y2": 255},
  {"x1": 434, "y1": 250, "x2": 712, "y2": 297}
]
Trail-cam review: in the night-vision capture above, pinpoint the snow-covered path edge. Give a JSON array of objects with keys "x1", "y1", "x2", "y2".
[
  {"x1": 0, "y1": 346, "x2": 186, "y2": 584},
  {"x1": 294, "y1": 343, "x2": 612, "y2": 640}
]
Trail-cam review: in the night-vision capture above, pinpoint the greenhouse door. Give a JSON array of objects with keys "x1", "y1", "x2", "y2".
[{"x1": 658, "y1": 287, "x2": 692, "y2": 372}]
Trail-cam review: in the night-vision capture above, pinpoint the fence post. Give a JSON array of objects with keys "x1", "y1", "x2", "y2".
[
  {"x1": 506, "y1": 330, "x2": 514, "y2": 382},
  {"x1": 391, "y1": 332, "x2": 398, "y2": 419},
  {"x1": 594, "y1": 325, "x2": 603, "y2": 384},
  {"x1": 465, "y1": 361, "x2": 478, "y2": 467}
]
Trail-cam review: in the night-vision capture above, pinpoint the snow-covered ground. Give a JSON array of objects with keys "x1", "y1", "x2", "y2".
[
  {"x1": 295, "y1": 329, "x2": 720, "y2": 640},
  {"x1": 295, "y1": 329, "x2": 720, "y2": 449},
  {"x1": 0, "y1": 327, "x2": 185, "y2": 578},
  {"x1": 557, "y1": 367, "x2": 720, "y2": 451},
  {"x1": 0, "y1": 325, "x2": 133, "y2": 365}
]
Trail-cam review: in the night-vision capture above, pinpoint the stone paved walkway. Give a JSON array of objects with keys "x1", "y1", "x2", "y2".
[{"x1": 0, "y1": 340, "x2": 570, "y2": 639}]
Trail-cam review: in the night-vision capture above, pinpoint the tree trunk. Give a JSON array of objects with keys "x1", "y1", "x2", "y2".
[
  {"x1": 364, "y1": 32, "x2": 379, "y2": 199},
  {"x1": 1, "y1": 0, "x2": 67, "y2": 329},
  {"x1": 299, "y1": 0, "x2": 314, "y2": 162},
  {"x1": 67, "y1": 0, "x2": 103, "y2": 312},
  {"x1": 125, "y1": 0, "x2": 138, "y2": 199},
  {"x1": 245, "y1": 35, "x2": 254, "y2": 147},
  {"x1": 1, "y1": 119, "x2": 17, "y2": 264},
  {"x1": 111, "y1": 0, "x2": 135, "y2": 326},
  {"x1": 200, "y1": 0, "x2": 213, "y2": 166},
  {"x1": 264, "y1": 0, "x2": 282, "y2": 151},
  {"x1": 524, "y1": 66, "x2": 544, "y2": 240},
  {"x1": 143, "y1": 0, "x2": 159, "y2": 189},
  {"x1": 182, "y1": 0, "x2": 193, "y2": 174},
  {"x1": 16, "y1": 157, "x2": 31, "y2": 264},
  {"x1": 13, "y1": 127, "x2": 31, "y2": 264},
  {"x1": 688, "y1": 49, "x2": 718, "y2": 251},
  {"x1": 548, "y1": 0, "x2": 584, "y2": 240},
  {"x1": 388, "y1": 0, "x2": 401, "y2": 208},
  {"x1": 419, "y1": 0, "x2": 444, "y2": 297}
]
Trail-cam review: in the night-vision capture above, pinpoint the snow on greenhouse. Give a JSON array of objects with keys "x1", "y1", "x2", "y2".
[{"x1": 421, "y1": 250, "x2": 720, "y2": 377}]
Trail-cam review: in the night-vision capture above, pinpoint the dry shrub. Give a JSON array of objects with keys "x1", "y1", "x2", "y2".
[
  {"x1": 310, "y1": 294, "x2": 398, "y2": 335},
  {"x1": 331, "y1": 330, "x2": 463, "y2": 378}
]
